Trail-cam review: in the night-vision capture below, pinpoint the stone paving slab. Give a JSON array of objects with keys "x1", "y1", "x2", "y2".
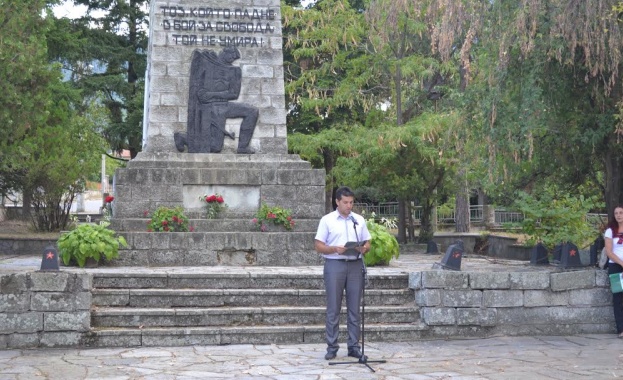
[
  {"x1": 0, "y1": 334, "x2": 621, "y2": 379},
  {"x1": 0, "y1": 250, "x2": 565, "y2": 275}
]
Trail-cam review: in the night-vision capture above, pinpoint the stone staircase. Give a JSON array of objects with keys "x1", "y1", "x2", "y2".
[{"x1": 84, "y1": 268, "x2": 426, "y2": 347}]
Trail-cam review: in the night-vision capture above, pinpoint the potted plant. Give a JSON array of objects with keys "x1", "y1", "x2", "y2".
[
  {"x1": 364, "y1": 218, "x2": 400, "y2": 266},
  {"x1": 147, "y1": 206, "x2": 191, "y2": 232},
  {"x1": 252, "y1": 202, "x2": 295, "y2": 231},
  {"x1": 57, "y1": 222, "x2": 127, "y2": 267}
]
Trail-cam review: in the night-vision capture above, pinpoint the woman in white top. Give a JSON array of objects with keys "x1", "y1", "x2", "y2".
[{"x1": 604, "y1": 205, "x2": 623, "y2": 337}]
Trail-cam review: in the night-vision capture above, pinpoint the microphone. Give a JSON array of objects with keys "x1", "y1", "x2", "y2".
[{"x1": 349, "y1": 215, "x2": 358, "y2": 226}]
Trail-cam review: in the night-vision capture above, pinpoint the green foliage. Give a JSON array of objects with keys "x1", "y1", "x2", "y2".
[
  {"x1": 147, "y1": 207, "x2": 190, "y2": 232},
  {"x1": 0, "y1": 1, "x2": 107, "y2": 231},
  {"x1": 283, "y1": 0, "x2": 623, "y2": 239},
  {"x1": 55, "y1": 0, "x2": 149, "y2": 158},
  {"x1": 512, "y1": 190, "x2": 603, "y2": 249},
  {"x1": 284, "y1": 0, "x2": 460, "y2": 241},
  {"x1": 252, "y1": 202, "x2": 295, "y2": 231},
  {"x1": 332, "y1": 114, "x2": 457, "y2": 241},
  {"x1": 364, "y1": 218, "x2": 400, "y2": 266},
  {"x1": 283, "y1": 0, "x2": 372, "y2": 136},
  {"x1": 58, "y1": 222, "x2": 127, "y2": 267},
  {"x1": 0, "y1": 0, "x2": 58, "y2": 197},
  {"x1": 25, "y1": 110, "x2": 106, "y2": 231}
]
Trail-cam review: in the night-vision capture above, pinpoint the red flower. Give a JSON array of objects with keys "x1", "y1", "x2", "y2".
[
  {"x1": 216, "y1": 196, "x2": 224, "y2": 203},
  {"x1": 162, "y1": 220, "x2": 168, "y2": 225},
  {"x1": 206, "y1": 195, "x2": 216, "y2": 203},
  {"x1": 164, "y1": 226, "x2": 169, "y2": 231},
  {"x1": 189, "y1": 226, "x2": 195, "y2": 232},
  {"x1": 105, "y1": 195, "x2": 114, "y2": 203},
  {"x1": 267, "y1": 212, "x2": 276, "y2": 219},
  {"x1": 172, "y1": 216, "x2": 178, "y2": 223},
  {"x1": 143, "y1": 210, "x2": 149, "y2": 217},
  {"x1": 286, "y1": 216, "x2": 292, "y2": 221}
]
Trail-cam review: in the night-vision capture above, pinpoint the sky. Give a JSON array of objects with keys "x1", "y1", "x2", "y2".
[{"x1": 52, "y1": 2, "x2": 89, "y2": 19}]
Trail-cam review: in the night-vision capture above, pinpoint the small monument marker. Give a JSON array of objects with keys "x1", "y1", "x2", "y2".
[{"x1": 40, "y1": 245, "x2": 60, "y2": 271}]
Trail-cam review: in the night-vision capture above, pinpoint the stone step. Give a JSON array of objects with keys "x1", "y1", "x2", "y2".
[
  {"x1": 108, "y1": 231, "x2": 322, "y2": 266},
  {"x1": 92, "y1": 305, "x2": 420, "y2": 328},
  {"x1": 85, "y1": 323, "x2": 430, "y2": 347},
  {"x1": 92, "y1": 288, "x2": 414, "y2": 308},
  {"x1": 86, "y1": 268, "x2": 417, "y2": 348},
  {"x1": 112, "y1": 218, "x2": 320, "y2": 232},
  {"x1": 92, "y1": 272, "x2": 409, "y2": 290},
  {"x1": 124, "y1": 154, "x2": 316, "y2": 169}
]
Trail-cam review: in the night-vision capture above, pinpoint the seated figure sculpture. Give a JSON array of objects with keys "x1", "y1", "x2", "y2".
[{"x1": 175, "y1": 47, "x2": 258, "y2": 154}]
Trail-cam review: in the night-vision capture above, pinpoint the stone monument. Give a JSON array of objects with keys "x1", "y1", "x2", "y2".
[{"x1": 110, "y1": 0, "x2": 326, "y2": 266}]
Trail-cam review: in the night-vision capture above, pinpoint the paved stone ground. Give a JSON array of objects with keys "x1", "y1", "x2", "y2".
[
  {"x1": 1, "y1": 334, "x2": 622, "y2": 379},
  {"x1": 0, "y1": 249, "x2": 556, "y2": 275},
  {"x1": 2, "y1": 252, "x2": 616, "y2": 379}
]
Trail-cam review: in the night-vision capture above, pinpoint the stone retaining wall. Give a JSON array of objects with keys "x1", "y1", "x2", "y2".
[
  {"x1": 0, "y1": 268, "x2": 615, "y2": 348},
  {"x1": 409, "y1": 268, "x2": 614, "y2": 338},
  {"x1": 0, "y1": 238, "x2": 57, "y2": 256},
  {"x1": 0, "y1": 272, "x2": 92, "y2": 348},
  {"x1": 432, "y1": 234, "x2": 478, "y2": 254}
]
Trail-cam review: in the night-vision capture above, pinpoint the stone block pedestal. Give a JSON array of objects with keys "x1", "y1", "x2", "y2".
[{"x1": 110, "y1": 152, "x2": 326, "y2": 266}]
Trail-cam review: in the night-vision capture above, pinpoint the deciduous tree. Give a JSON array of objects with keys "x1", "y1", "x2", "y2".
[{"x1": 0, "y1": 0, "x2": 106, "y2": 230}]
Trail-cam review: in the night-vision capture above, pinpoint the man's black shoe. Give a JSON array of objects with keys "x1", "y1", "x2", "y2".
[
  {"x1": 347, "y1": 349, "x2": 362, "y2": 359},
  {"x1": 325, "y1": 352, "x2": 337, "y2": 360}
]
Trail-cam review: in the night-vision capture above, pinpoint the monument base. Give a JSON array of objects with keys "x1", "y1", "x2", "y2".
[
  {"x1": 110, "y1": 152, "x2": 326, "y2": 266},
  {"x1": 106, "y1": 231, "x2": 322, "y2": 267}
]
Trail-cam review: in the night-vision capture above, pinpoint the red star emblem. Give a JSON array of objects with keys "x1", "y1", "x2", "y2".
[
  {"x1": 453, "y1": 251, "x2": 461, "y2": 258},
  {"x1": 46, "y1": 252, "x2": 55, "y2": 260},
  {"x1": 569, "y1": 249, "x2": 576, "y2": 256}
]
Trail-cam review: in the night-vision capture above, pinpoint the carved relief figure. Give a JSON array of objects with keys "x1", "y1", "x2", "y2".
[{"x1": 175, "y1": 47, "x2": 258, "y2": 154}]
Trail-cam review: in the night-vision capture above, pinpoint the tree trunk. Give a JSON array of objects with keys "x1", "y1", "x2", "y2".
[
  {"x1": 407, "y1": 201, "x2": 415, "y2": 242},
  {"x1": 605, "y1": 148, "x2": 623, "y2": 213},
  {"x1": 418, "y1": 200, "x2": 435, "y2": 243},
  {"x1": 0, "y1": 195, "x2": 5, "y2": 222},
  {"x1": 397, "y1": 198, "x2": 407, "y2": 243},
  {"x1": 21, "y1": 190, "x2": 32, "y2": 222},
  {"x1": 455, "y1": 169, "x2": 470, "y2": 233}
]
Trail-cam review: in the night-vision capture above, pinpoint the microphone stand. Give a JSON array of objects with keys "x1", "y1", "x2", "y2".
[{"x1": 329, "y1": 216, "x2": 386, "y2": 372}]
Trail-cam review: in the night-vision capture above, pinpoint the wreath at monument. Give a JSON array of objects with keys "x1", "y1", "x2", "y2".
[
  {"x1": 200, "y1": 193, "x2": 227, "y2": 219},
  {"x1": 147, "y1": 206, "x2": 191, "y2": 232},
  {"x1": 252, "y1": 202, "x2": 295, "y2": 232}
]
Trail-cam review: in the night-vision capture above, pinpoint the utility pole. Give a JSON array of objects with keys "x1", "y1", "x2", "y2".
[{"x1": 101, "y1": 154, "x2": 107, "y2": 195}]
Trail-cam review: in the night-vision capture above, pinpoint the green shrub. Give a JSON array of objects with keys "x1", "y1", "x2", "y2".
[
  {"x1": 252, "y1": 202, "x2": 295, "y2": 231},
  {"x1": 364, "y1": 219, "x2": 400, "y2": 266},
  {"x1": 57, "y1": 222, "x2": 127, "y2": 267},
  {"x1": 147, "y1": 206, "x2": 190, "y2": 232},
  {"x1": 512, "y1": 190, "x2": 602, "y2": 249}
]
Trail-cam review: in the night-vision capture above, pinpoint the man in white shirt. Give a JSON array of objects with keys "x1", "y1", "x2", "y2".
[{"x1": 314, "y1": 186, "x2": 371, "y2": 360}]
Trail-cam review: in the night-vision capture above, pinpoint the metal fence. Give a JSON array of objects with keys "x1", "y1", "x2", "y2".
[
  {"x1": 494, "y1": 209, "x2": 525, "y2": 225},
  {"x1": 354, "y1": 202, "x2": 611, "y2": 229},
  {"x1": 353, "y1": 202, "x2": 398, "y2": 220},
  {"x1": 354, "y1": 202, "x2": 514, "y2": 227}
]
